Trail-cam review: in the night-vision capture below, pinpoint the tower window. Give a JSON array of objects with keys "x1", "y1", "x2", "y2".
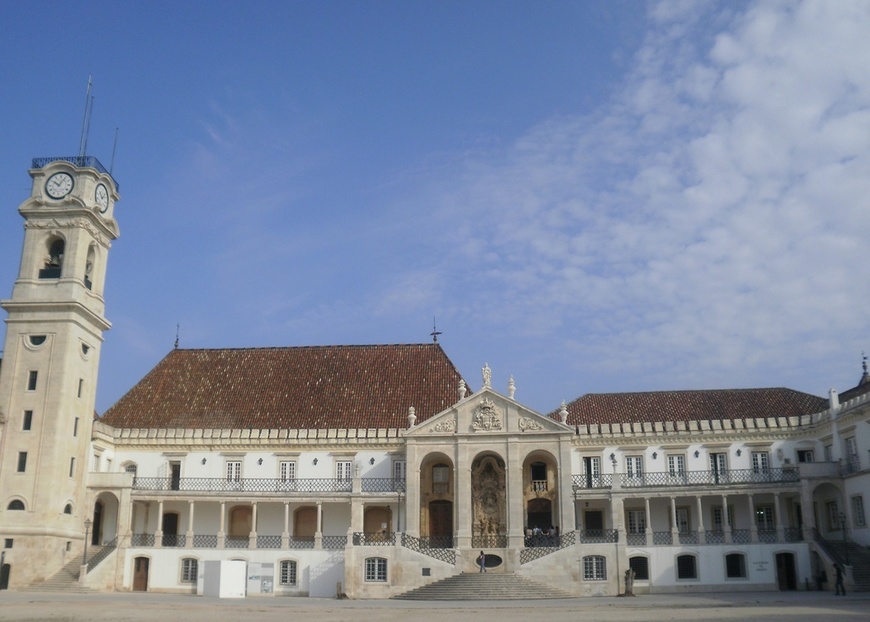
[
  {"x1": 17, "y1": 452, "x2": 27, "y2": 472},
  {"x1": 7, "y1": 500, "x2": 25, "y2": 511},
  {"x1": 78, "y1": 378, "x2": 84, "y2": 398},
  {"x1": 27, "y1": 370, "x2": 38, "y2": 391},
  {"x1": 39, "y1": 238, "x2": 65, "y2": 279},
  {"x1": 23, "y1": 410, "x2": 33, "y2": 431},
  {"x1": 69, "y1": 457, "x2": 76, "y2": 477},
  {"x1": 29, "y1": 335, "x2": 46, "y2": 346},
  {"x1": 64, "y1": 504, "x2": 73, "y2": 515},
  {"x1": 74, "y1": 417, "x2": 79, "y2": 437}
]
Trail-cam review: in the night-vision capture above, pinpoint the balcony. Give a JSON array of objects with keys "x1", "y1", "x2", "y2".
[
  {"x1": 573, "y1": 468, "x2": 799, "y2": 492},
  {"x1": 131, "y1": 476, "x2": 402, "y2": 495}
]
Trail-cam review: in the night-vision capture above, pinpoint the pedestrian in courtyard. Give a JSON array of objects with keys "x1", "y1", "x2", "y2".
[
  {"x1": 834, "y1": 563, "x2": 846, "y2": 595},
  {"x1": 478, "y1": 550, "x2": 486, "y2": 573}
]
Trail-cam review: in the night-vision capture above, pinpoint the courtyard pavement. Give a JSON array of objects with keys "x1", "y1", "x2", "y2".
[{"x1": 0, "y1": 590, "x2": 867, "y2": 622}]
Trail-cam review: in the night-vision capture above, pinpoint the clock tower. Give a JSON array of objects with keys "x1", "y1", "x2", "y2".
[{"x1": 0, "y1": 156, "x2": 119, "y2": 588}]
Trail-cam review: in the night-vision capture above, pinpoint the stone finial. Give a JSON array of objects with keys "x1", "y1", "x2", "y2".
[
  {"x1": 408, "y1": 406, "x2": 417, "y2": 428},
  {"x1": 559, "y1": 400, "x2": 568, "y2": 424},
  {"x1": 482, "y1": 363, "x2": 492, "y2": 388},
  {"x1": 458, "y1": 379, "x2": 467, "y2": 399},
  {"x1": 508, "y1": 375, "x2": 516, "y2": 399}
]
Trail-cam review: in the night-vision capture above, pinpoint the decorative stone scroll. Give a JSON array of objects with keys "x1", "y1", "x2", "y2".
[
  {"x1": 518, "y1": 417, "x2": 542, "y2": 431},
  {"x1": 472, "y1": 397, "x2": 502, "y2": 431},
  {"x1": 433, "y1": 418, "x2": 456, "y2": 433}
]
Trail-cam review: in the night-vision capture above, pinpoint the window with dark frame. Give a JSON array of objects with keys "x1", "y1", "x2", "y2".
[
  {"x1": 180, "y1": 558, "x2": 198, "y2": 583},
  {"x1": 23, "y1": 410, "x2": 33, "y2": 431},
  {"x1": 280, "y1": 560, "x2": 297, "y2": 586},
  {"x1": 676, "y1": 554, "x2": 697, "y2": 579},
  {"x1": 17, "y1": 451, "x2": 27, "y2": 472},
  {"x1": 365, "y1": 557, "x2": 387, "y2": 582},
  {"x1": 629, "y1": 556, "x2": 649, "y2": 580},
  {"x1": 27, "y1": 370, "x2": 38, "y2": 391},
  {"x1": 725, "y1": 553, "x2": 746, "y2": 578}
]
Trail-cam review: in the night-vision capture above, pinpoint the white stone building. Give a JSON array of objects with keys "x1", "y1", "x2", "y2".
[{"x1": 1, "y1": 157, "x2": 868, "y2": 597}]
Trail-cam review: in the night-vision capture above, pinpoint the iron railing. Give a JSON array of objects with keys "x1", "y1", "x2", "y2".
[
  {"x1": 322, "y1": 535, "x2": 347, "y2": 550},
  {"x1": 619, "y1": 468, "x2": 799, "y2": 488},
  {"x1": 572, "y1": 474, "x2": 613, "y2": 490},
  {"x1": 520, "y1": 531, "x2": 576, "y2": 564},
  {"x1": 784, "y1": 527, "x2": 803, "y2": 542},
  {"x1": 224, "y1": 536, "x2": 249, "y2": 549},
  {"x1": 579, "y1": 529, "x2": 618, "y2": 544},
  {"x1": 32, "y1": 156, "x2": 118, "y2": 190},
  {"x1": 86, "y1": 537, "x2": 118, "y2": 572},
  {"x1": 757, "y1": 529, "x2": 777, "y2": 543},
  {"x1": 705, "y1": 530, "x2": 725, "y2": 544},
  {"x1": 130, "y1": 533, "x2": 154, "y2": 547},
  {"x1": 626, "y1": 533, "x2": 646, "y2": 546},
  {"x1": 161, "y1": 534, "x2": 186, "y2": 547},
  {"x1": 652, "y1": 531, "x2": 673, "y2": 545},
  {"x1": 361, "y1": 478, "x2": 406, "y2": 493},
  {"x1": 353, "y1": 532, "x2": 396, "y2": 546},
  {"x1": 732, "y1": 529, "x2": 752, "y2": 544},
  {"x1": 401, "y1": 533, "x2": 457, "y2": 565},
  {"x1": 287, "y1": 536, "x2": 315, "y2": 549},
  {"x1": 257, "y1": 535, "x2": 282, "y2": 549},
  {"x1": 132, "y1": 477, "x2": 355, "y2": 493},
  {"x1": 677, "y1": 531, "x2": 698, "y2": 545},
  {"x1": 193, "y1": 534, "x2": 217, "y2": 548}
]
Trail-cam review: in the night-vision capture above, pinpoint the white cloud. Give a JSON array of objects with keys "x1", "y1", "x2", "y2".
[{"x1": 406, "y1": 0, "x2": 870, "y2": 396}]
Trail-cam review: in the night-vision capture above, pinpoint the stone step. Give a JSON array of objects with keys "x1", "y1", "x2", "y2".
[{"x1": 394, "y1": 572, "x2": 574, "y2": 601}]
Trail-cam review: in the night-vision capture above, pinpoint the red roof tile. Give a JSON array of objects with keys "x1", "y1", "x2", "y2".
[
  {"x1": 555, "y1": 388, "x2": 826, "y2": 426},
  {"x1": 100, "y1": 344, "x2": 466, "y2": 430}
]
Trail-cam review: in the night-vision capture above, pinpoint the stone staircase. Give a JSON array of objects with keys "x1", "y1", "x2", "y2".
[
  {"x1": 393, "y1": 572, "x2": 574, "y2": 600},
  {"x1": 825, "y1": 541, "x2": 870, "y2": 592},
  {"x1": 20, "y1": 544, "x2": 113, "y2": 593}
]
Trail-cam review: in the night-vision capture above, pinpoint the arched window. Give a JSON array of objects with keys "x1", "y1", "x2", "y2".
[
  {"x1": 7, "y1": 500, "x2": 25, "y2": 511},
  {"x1": 64, "y1": 503, "x2": 73, "y2": 514},
  {"x1": 364, "y1": 557, "x2": 387, "y2": 582},
  {"x1": 40, "y1": 237, "x2": 65, "y2": 279},
  {"x1": 432, "y1": 464, "x2": 449, "y2": 494},
  {"x1": 582, "y1": 555, "x2": 606, "y2": 580},
  {"x1": 725, "y1": 553, "x2": 746, "y2": 578},
  {"x1": 124, "y1": 463, "x2": 138, "y2": 477},
  {"x1": 85, "y1": 244, "x2": 96, "y2": 290},
  {"x1": 180, "y1": 558, "x2": 198, "y2": 583}
]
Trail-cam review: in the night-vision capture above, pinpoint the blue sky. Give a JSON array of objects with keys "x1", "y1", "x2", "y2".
[{"x1": 2, "y1": 1, "x2": 869, "y2": 415}]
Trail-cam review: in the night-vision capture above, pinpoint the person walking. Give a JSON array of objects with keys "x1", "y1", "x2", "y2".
[
  {"x1": 834, "y1": 563, "x2": 846, "y2": 595},
  {"x1": 478, "y1": 550, "x2": 486, "y2": 573}
]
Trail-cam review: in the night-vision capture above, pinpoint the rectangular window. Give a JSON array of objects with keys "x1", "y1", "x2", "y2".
[
  {"x1": 22, "y1": 410, "x2": 33, "y2": 431},
  {"x1": 675, "y1": 507, "x2": 690, "y2": 533},
  {"x1": 27, "y1": 370, "x2": 38, "y2": 391},
  {"x1": 725, "y1": 553, "x2": 746, "y2": 578},
  {"x1": 3, "y1": 538, "x2": 12, "y2": 549},
  {"x1": 335, "y1": 460, "x2": 352, "y2": 480},
  {"x1": 667, "y1": 454, "x2": 685, "y2": 476},
  {"x1": 827, "y1": 501, "x2": 840, "y2": 530},
  {"x1": 751, "y1": 452, "x2": 769, "y2": 473},
  {"x1": 625, "y1": 456, "x2": 643, "y2": 479},
  {"x1": 852, "y1": 496, "x2": 866, "y2": 528},
  {"x1": 627, "y1": 509, "x2": 646, "y2": 534},
  {"x1": 825, "y1": 445, "x2": 833, "y2": 462},
  {"x1": 180, "y1": 558, "x2": 198, "y2": 583},
  {"x1": 628, "y1": 556, "x2": 649, "y2": 581},
  {"x1": 710, "y1": 452, "x2": 727, "y2": 472},
  {"x1": 280, "y1": 560, "x2": 297, "y2": 586},
  {"x1": 226, "y1": 461, "x2": 242, "y2": 482},
  {"x1": 279, "y1": 461, "x2": 296, "y2": 481},
  {"x1": 845, "y1": 437, "x2": 859, "y2": 469},
  {"x1": 582, "y1": 555, "x2": 606, "y2": 581},
  {"x1": 365, "y1": 557, "x2": 387, "y2": 582},
  {"x1": 582, "y1": 456, "x2": 601, "y2": 488},
  {"x1": 797, "y1": 450, "x2": 814, "y2": 463},
  {"x1": 755, "y1": 506, "x2": 775, "y2": 531},
  {"x1": 393, "y1": 460, "x2": 406, "y2": 480},
  {"x1": 93, "y1": 454, "x2": 100, "y2": 472},
  {"x1": 74, "y1": 417, "x2": 79, "y2": 437},
  {"x1": 676, "y1": 554, "x2": 697, "y2": 579},
  {"x1": 77, "y1": 378, "x2": 84, "y2": 398},
  {"x1": 17, "y1": 452, "x2": 27, "y2": 472},
  {"x1": 69, "y1": 457, "x2": 75, "y2": 477}
]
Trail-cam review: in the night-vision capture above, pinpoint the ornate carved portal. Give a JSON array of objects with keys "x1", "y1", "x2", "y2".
[{"x1": 471, "y1": 455, "x2": 506, "y2": 538}]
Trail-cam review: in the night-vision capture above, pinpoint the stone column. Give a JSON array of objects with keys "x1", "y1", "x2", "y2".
[
  {"x1": 282, "y1": 502, "x2": 290, "y2": 548},
  {"x1": 722, "y1": 495, "x2": 731, "y2": 544},
  {"x1": 218, "y1": 501, "x2": 226, "y2": 548},
  {"x1": 696, "y1": 496, "x2": 706, "y2": 544},
  {"x1": 506, "y1": 441, "x2": 525, "y2": 549},
  {"x1": 404, "y1": 442, "x2": 420, "y2": 537},
  {"x1": 155, "y1": 500, "x2": 164, "y2": 548},
  {"x1": 315, "y1": 501, "x2": 323, "y2": 549},
  {"x1": 250, "y1": 502, "x2": 258, "y2": 548},
  {"x1": 748, "y1": 494, "x2": 758, "y2": 542},
  {"x1": 186, "y1": 501, "x2": 195, "y2": 549},
  {"x1": 774, "y1": 492, "x2": 785, "y2": 542},
  {"x1": 455, "y1": 442, "x2": 472, "y2": 548},
  {"x1": 670, "y1": 496, "x2": 679, "y2": 542},
  {"x1": 644, "y1": 496, "x2": 652, "y2": 545}
]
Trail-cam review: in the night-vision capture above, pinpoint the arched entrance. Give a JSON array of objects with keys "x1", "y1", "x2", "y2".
[
  {"x1": 812, "y1": 482, "x2": 846, "y2": 538},
  {"x1": 419, "y1": 453, "x2": 455, "y2": 545},
  {"x1": 364, "y1": 506, "x2": 393, "y2": 538},
  {"x1": 228, "y1": 505, "x2": 252, "y2": 537},
  {"x1": 92, "y1": 501, "x2": 104, "y2": 545},
  {"x1": 133, "y1": 556, "x2": 149, "y2": 591},
  {"x1": 294, "y1": 506, "x2": 316, "y2": 537},
  {"x1": 527, "y1": 498, "x2": 552, "y2": 534}
]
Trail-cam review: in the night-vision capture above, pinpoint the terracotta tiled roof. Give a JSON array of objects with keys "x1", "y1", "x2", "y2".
[
  {"x1": 554, "y1": 388, "x2": 826, "y2": 426},
  {"x1": 838, "y1": 379, "x2": 870, "y2": 404},
  {"x1": 100, "y1": 344, "x2": 466, "y2": 430}
]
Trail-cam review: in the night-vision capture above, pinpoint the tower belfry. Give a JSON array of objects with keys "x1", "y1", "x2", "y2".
[{"x1": 0, "y1": 155, "x2": 119, "y2": 588}]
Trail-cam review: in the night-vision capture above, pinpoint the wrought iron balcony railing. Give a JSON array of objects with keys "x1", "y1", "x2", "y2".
[
  {"x1": 572, "y1": 473, "x2": 613, "y2": 490},
  {"x1": 619, "y1": 467, "x2": 799, "y2": 488},
  {"x1": 131, "y1": 476, "x2": 402, "y2": 494},
  {"x1": 32, "y1": 156, "x2": 119, "y2": 190}
]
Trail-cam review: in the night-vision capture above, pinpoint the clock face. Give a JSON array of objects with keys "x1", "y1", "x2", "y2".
[
  {"x1": 95, "y1": 183, "x2": 109, "y2": 212},
  {"x1": 45, "y1": 172, "x2": 74, "y2": 199}
]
